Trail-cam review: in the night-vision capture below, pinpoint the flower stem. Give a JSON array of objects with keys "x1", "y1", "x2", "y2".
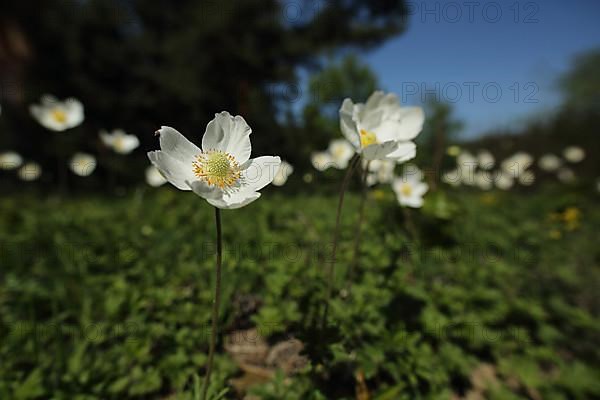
[
  {"x1": 345, "y1": 160, "x2": 369, "y2": 293},
  {"x1": 201, "y1": 207, "x2": 223, "y2": 400},
  {"x1": 322, "y1": 155, "x2": 359, "y2": 328}
]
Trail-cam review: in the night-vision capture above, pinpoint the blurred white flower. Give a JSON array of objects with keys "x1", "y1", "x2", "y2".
[
  {"x1": 311, "y1": 151, "x2": 333, "y2": 171},
  {"x1": 475, "y1": 171, "x2": 493, "y2": 190},
  {"x1": 145, "y1": 165, "x2": 167, "y2": 187},
  {"x1": 18, "y1": 162, "x2": 42, "y2": 181},
  {"x1": 494, "y1": 171, "x2": 514, "y2": 190},
  {"x1": 442, "y1": 169, "x2": 461, "y2": 187},
  {"x1": 339, "y1": 91, "x2": 422, "y2": 161},
  {"x1": 501, "y1": 152, "x2": 533, "y2": 178},
  {"x1": 30, "y1": 95, "x2": 84, "y2": 131},
  {"x1": 392, "y1": 165, "x2": 428, "y2": 208},
  {"x1": 327, "y1": 139, "x2": 354, "y2": 169},
  {"x1": 365, "y1": 159, "x2": 396, "y2": 186},
  {"x1": 148, "y1": 112, "x2": 281, "y2": 209},
  {"x1": 538, "y1": 154, "x2": 562, "y2": 172},
  {"x1": 477, "y1": 150, "x2": 495, "y2": 170},
  {"x1": 563, "y1": 146, "x2": 585, "y2": 163},
  {"x1": 557, "y1": 167, "x2": 576, "y2": 183},
  {"x1": 100, "y1": 129, "x2": 140, "y2": 154},
  {"x1": 518, "y1": 170, "x2": 535, "y2": 186},
  {"x1": 0, "y1": 151, "x2": 23, "y2": 170},
  {"x1": 70, "y1": 153, "x2": 97, "y2": 177},
  {"x1": 457, "y1": 151, "x2": 477, "y2": 168},
  {"x1": 272, "y1": 160, "x2": 294, "y2": 186}
]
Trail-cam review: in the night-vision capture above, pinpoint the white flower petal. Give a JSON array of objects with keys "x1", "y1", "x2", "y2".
[
  {"x1": 385, "y1": 141, "x2": 416, "y2": 163},
  {"x1": 158, "y1": 126, "x2": 201, "y2": 165},
  {"x1": 188, "y1": 180, "x2": 224, "y2": 200},
  {"x1": 207, "y1": 191, "x2": 261, "y2": 210},
  {"x1": 147, "y1": 150, "x2": 194, "y2": 191},
  {"x1": 202, "y1": 112, "x2": 252, "y2": 163},
  {"x1": 311, "y1": 152, "x2": 333, "y2": 171},
  {"x1": 362, "y1": 141, "x2": 398, "y2": 160},
  {"x1": 339, "y1": 99, "x2": 360, "y2": 149},
  {"x1": 64, "y1": 98, "x2": 84, "y2": 127},
  {"x1": 145, "y1": 165, "x2": 168, "y2": 187},
  {"x1": 240, "y1": 156, "x2": 281, "y2": 192}
]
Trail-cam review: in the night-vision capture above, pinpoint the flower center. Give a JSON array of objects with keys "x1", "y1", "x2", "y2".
[
  {"x1": 114, "y1": 136, "x2": 125, "y2": 152},
  {"x1": 51, "y1": 109, "x2": 67, "y2": 124},
  {"x1": 359, "y1": 129, "x2": 378, "y2": 147},
  {"x1": 192, "y1": 150, "x2": 241, "y2": 189},
  {"x1": 400, "y1": 183, "x2": 413, "y2": 197}
]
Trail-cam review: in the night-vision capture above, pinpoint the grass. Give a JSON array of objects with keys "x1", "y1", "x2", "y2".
[{"x1": 0, "y1": 186, "x2": 599, "y2": 399}]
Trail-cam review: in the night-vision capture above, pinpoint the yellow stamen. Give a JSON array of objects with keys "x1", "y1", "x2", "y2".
[
  {"x1": 51, "y1": 109, "x2": 67, "y2": 124},
  {"x1": 400, "y1": 183, "x2": 413, "y2": 197},
  {"x1": 193, "y1": 150, "x2": 241, "y2": 189},
  {"x1": 359, "y1": 129, "x2": 377, "y2": 147}
]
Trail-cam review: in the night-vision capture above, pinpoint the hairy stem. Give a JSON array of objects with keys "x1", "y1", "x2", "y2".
[
  {"x1": 201, "y1": 208, "x2": 223, "y2": 400},
  {"x1": 345, "y1": 160, "x2": 369, "y2": 292},
  {"x1": 322, "y1": 155, "x2": 359, "y2": 328}
]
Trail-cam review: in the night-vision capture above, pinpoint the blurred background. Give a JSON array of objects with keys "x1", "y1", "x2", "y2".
[{"x1": 1, "y1": 1, "x2": 599, "y2": 399}]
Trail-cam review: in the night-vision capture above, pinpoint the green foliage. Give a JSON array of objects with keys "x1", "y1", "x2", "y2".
[
  {"x1": 560, "y1": 48, "x2": 600, "y2": 112},
  {"x1": 0, "y1": 187, "x2": 599, "y2": 398}
]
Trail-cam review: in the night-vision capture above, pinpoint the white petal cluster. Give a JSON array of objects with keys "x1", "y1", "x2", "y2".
[
  {"x1": 311, "y1": 139, "x2": 354, "y2": 171},
  {"x1": 100, "y1": 129, "x2": 140, "y2": 154},
  {"x1": 30, "y1": 95, "x2": 84, "y2": 131},
  {"x1": 339, "y1": 91, "x2": 422, "y2": 161},
  {"x1": 365, "y1": 159, "x2": 396, "y2": 187},
  {"x1": 70, "y1": 153, "x2": 97, "y2": 177},
  {"x1": 538, "y1": 154, "x2": 562, "y2": 172},
  {"x1": 0, "y1": 151, "x2": 23, "y2": 170},
  {"x1": 148, "y1": 111, "x2": 280, "y2": 209},
  {"x1": 272, "y1": 160, "x2": 294, "y2": 186},
  {"x1": 392, "y1": 165, "x2": 429, "y2": 208},
  {"x1": 18, "y1": 162, "x2": 42, "y2": 181},
  {"x1": 563, "y1": 146, "x2": 585, "y2": 163}
]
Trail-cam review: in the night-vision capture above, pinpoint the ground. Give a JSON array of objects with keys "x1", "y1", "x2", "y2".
[{"x1": 1, "y1": 186, "x2": 599, "y2": 399}]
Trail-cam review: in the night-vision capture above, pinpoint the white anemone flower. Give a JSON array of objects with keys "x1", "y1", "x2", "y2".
[
  {"x1": 501, "y1": 152, "x2": 533, "y2": 178},
  {"x1": 17, "y1": 162, "x2": 42, "y2": 181},
  {"x1": 475, "y1": 171, "x2": 493, "y2": 190},
  {"x1": 0, "y1": 151, "x2": 23, "y2": 170},
  {"x1": 70, "y1": 153, "x2": 97, "y2": 177},
  {"x1": 442, "y1": 169, "x2": 461, "y2": 187},
  {"x1": 148, "y1": 112, "x2": 281, "y2": 209},
  {"x1": 456, "y1": 151, "x2": 478, "y2": 184},
  {"x1": 311, "y1": 151, "x2": 333, "y2": 171},
  {"x1": 477, "y1": 150, "x2": 495, "y2": 170},
  {"x1": 327, "y1": 139, "x2": 354, "y2": 169},
  {"x1": 538, "y1": 154, "x2": 562, "y2": 172},
  {"x1": 365, "y1": 159, "x2": 396, "y2": 187},
  {"x1": 272, "y1": 160, "x2": 294, "y2": 186},
  {"x1": 392, "y1": 165, "x2": 429, "y2": 208},
  {"x1": 339, "y1": 91, "x2": 423, "y2": 161},
  {"x1": 557, "y1": 167, "x2": 576, "y2": 183},
  {"x1": 145, "y1": 165, "x2": 167, "y2": 187},
  {"x1": 100, "y1": 129, "x2": 140, "y2": 154},
  {"x1": 518, "y1": 170, "x2": 535, "y2": 186},
  {"x1": 494, "y1": 171, "x2": 514, "y2": 190},
  {"x1": 563, "y1": 146, "x2": 585, "y2": 163},
  {"x1": 30, "y1": 95, "x2": 84, "y2": 131}
]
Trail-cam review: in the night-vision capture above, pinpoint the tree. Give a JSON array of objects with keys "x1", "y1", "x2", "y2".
[
  {"x1": 560, "y1": 48, "x2": 600, "y2": 113},
  {"x1": 1, "y1": 0, "x2": 410, "y2": 187}
]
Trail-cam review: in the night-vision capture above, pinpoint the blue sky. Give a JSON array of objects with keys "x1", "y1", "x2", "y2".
[{"x1": 362, "y1": 0, "x2": 600, "y2": 138}]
